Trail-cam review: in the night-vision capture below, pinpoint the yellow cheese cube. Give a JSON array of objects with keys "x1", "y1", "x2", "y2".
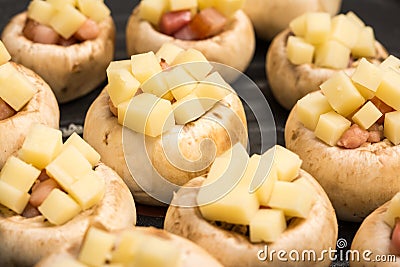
[
  {"x1": 320, "y1": 71, "x2": 365, "y2": 116},
  {"x1": 107, "y1": 60, "x2": 132, "y2": 74},
  {"x1": 384, "y1": 192, "x2": 400, "y2": 228},
  {"x1": 346, "y1": 11, "x2": 365, "y2": 28},
  {"x1": 69, "y1": 171, "x2": 105, "y2": 210},
  {"x1": 274, "y1": 145, "x2": 302, "y2": 182},
  {"x1": 375, "y1": 69, "x2": 400, "y2": 110},
  {"x1": 0, "y1": 62, "x2": 36, "y2": 111},
  {"x1": 0, "y1": 156, "x2": 40, "y2": 193},
  {"x1": 46, "y1": 146, "x2": 92, "y2": 190},
  {"x1": 249, "y1": 209, "x2": 286, "y2": 243},
  {"x1": 141, "y1": 71, "x2": 170, "y2": 98},
  {"x1": 122, "y1": 93, "x2": 175, "y2": 137},
  {"x1": 117, "y1": 100, "x2": 129, "y2": 125},
  {"x1": 27, "y1": 0, "x2": 56, "y2": 26},
  {"x1": 0, "y1": 180, "x2": 30, "y2": 214},
  {"x1": 255, "y1": 166, "x2": 277, "y2": 206},
  {"x1": 169, "y1": 0, "x2": 197, "y2": 12},
  {"x1": 351, "y1": 26, "x2": 376, "y2": 58},
  {"x1": 352, "y1": 101, "x2": 382, "y2": 130},
  {"x1": 354, "y1": 82, "x2": 375, "y2": 100},
  {"x1": 156, "y1": 43, "x2": 184, "y2": 65},
  {"x1": 198, "y1": 0, "x2": 214, "y2": 10},
  {"x1": 38, "y1": 189, "x2": 81, "y2": 225},
  {"x1": 77, "y1": 0, "x2": 111, "y2": 23},
  {"x1": 314, "y1": 111, "x2": 351, "y2": 146},
  {"x1": 237, "y1": 154, "x2": 263, "y2": 190},
  {"x1": 172, "y1": 48, "x2": 213, "y2": 80},
  {"x1": 305, "y1": 12, "x2": 331, "y2": 45},
  {"x1": 380, "y1": 55, "x2": 400, "y2": 73},
  {"x1": 165, "y1": 66, "x2": 197, "y2": 100},
  {"x1": 286, "y1": 36, "x2": 315, "y2": 65},
  {"x1": 139, "y1": 0, "x2": 168, "y2": 25},
  {"x1": 78, "y1": 227, "x2": 115, "y2": 267},
  {"x1": 19, "y1": 124, "x2": 63, "y2": 169},
  {"x1": 289, "y1": 13, "x2": 307, "y2": 37},
  {"x1": 214, "y1": 0, "x2": 244, "y2": 17},
  {"x1": 297, "y1": 91, "x2": 332, "y2": 130},
  {"x1": 47, "y1": 0, "x2": 76, "y2": 9},
  {"x1": 111, "y1": 231, "x2": 142, "y2": 263},
  {"x1": 0, "y1": 41, "x2": 11, "y2": 66},
  {"x1": 107, "y1": 68, "x2": 140, "y2": 106},
  {"x1": 268, "y1": 181, "x2": 314, "y2": 218},
  {"x1": 351, "y1": 58, "x2": 383, "y2": 93},
  {"x1": 172, "y1": 94, "x2": 206, "y2": 125},
  {"x1": 314, "y1": 40, "x2": 351, "y2": 70},
  {"x1": 384, "y1": 111, "x2": 400, "y2": 145},
  {"x1": 49, "y1": 5, "x2": 86, "y2": 39},
  {"x1": 131, "y1": 52, "x2": 162, "y2": 84},
  {"x1": 63, "y1": 133, "x2": 101, "y2": 167},
  {"x1": 330, "y1": 14, "x2": 361, "y2": 48}
]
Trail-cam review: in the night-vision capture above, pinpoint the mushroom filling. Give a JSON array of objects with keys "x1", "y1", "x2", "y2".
[
  {"x1": 211, "y1": 220, "x2": 249, "y2": 236},
  {"x1": 0, "y1": 97, "x2": 16, "y2": 120}
]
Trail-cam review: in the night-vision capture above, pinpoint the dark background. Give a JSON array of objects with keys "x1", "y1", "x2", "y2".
[{"x1": 1, "y1": 0, "x2": 400, "y2": 266}]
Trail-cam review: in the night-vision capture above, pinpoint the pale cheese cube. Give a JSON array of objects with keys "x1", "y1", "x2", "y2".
[
  {"x1": 384, "y1": 192, "x2": 400, "y2": 228},
  {"x1": 237, "y1": 154, "x2": 262, "y2": 189},
  {"x1": 274, "y1": 145, "x2": 302, "y2": 182},
  {"x1": 107, "y1": 68, "x2": 140, "y2": 106},
  {"x1": 122, "y1": 93, "x2": 175, "y2": 137},
  {"x1": 117, "y1": 100, "x2": 129, "y2": 125},
  {"x1": 0, "y1": 41, "x2": 11, "y2": 65},
  {"x1": 314, "y1": 40, "x2": 351, "y2": 70},
  {"x1": 62, "y1": 133, "x2": 101, "y2": 167},
  {"x1": 346, "y1": 11, "x2": 365, "y2": 28},
  {"x1": 69, "y1": 171, "x2": 105, "y2": 210},
  {"x1": 252, "y1": 149, "x2": 278, "y2": 205},
  {"x1": 354, "y1": 82, "x2": 375, "y2": 100},
  {"x1": 255, "y1": 166, "x2": 277, "y2": 206},
  {"x1": 27, "y1": 0, "x2": 56, "y2": 26},
  {"x1": 351, "y1": 58, "x2": 383, "y2": 93},
  {"x1": 38, "y1": 189, "x2": 81, "y2": 225},
  {"x1": 297, "y1": 91, "x2": 332, "y2": 130},
  {"x1": 249, "y1": 209, "x2": 286, "y2": 243},
  {"x1": 0, "y1": 62, "x2": 36, "y2": 111},
  {"x1": 351, "y1": 26, "x2": 376, "y2": 58},
  {"x1": 165, "y1": 66, "x2": 197, "y2": 100},
  {"x1": 106, "y1": 60, "x2": 132, "y2": 74},
  {"x1": 78, "y1": 228, "x2": 115, "y2": 267},
  {"x1": 77, "y1": 0, "x2": 111, "y2": 23},
  {"x1": 320, "y1": 71, "x2": 365, "y2": 116},
  {"x1": 172, "y1": 94, "x2": 206, "y2": 125},
  {"x1": 141, "y1": 71, "x2": 170, "y2": 98},
  {"x1": 131, "y1": 52, "x2": 162, "y2": 84},
  {"x1": 384, "y1": 111, "x2": 400, "y2": 145},
  {"x1": 289, "y1": 13, "x2": 307, "y2": 37},
  {"x1": 305, "y1": 12, "x2": 331, "y2": 45},
  {"x1": 214, "y1": 0, "x2": 244, "y2": 17},
  {"x1": 380, "y1": 55, "x2": 400, "y2": 73},
  {"x1": 172, "y1": 48, "x2": 213, "y2": 80},
  {"x1": 0, "y1": 180, "x2": 30, "y2": 214},
  {"x1": 156, "y1": 43, "x2": 184, "y2": 65},
  {"x1": 19, "y1": 124, "x2": 63, "y2": 169},
  {"x1": 47, "y1": 0, "x2": 76, "y2": 9},
  {"x1": 169, "y1": 0, "x2": 197, "y2": 12},
  {"x1": 0, "y1": 156, "x2": 40, "y2": 193},
  {"x1": 330, "y1": 14, "x2": 361, "y2": 48},
  {"x1": 198, "y1": 0, "x2": 214, "y2": 10},
  {"x1": 49, "y1": 5, "x2": 86, "y2": 39},
  {"x1": 139, "y1": 0, "x2": 168, "y2": 25},
  {"x1": 352, "y1": 101, "x2": 382, "y2": 129},
  {"x1": 267, "y1": 181, "x2": 314, "y2": 218},
  {"x1": 286, "y1": 36, "x2": 315, "y2": 65},
  {"x1": 314, "y1": 111, "x2": 351, "y2": 146},
  {"x1": 375, "y1": 69, "x2": 400, "y2": 110},
  {"x1": 111, "y1": 231, "x2": 143, "y2": 263},
  {"x1": 46, "y1": 146, "x2": 92, "y2": 191}
]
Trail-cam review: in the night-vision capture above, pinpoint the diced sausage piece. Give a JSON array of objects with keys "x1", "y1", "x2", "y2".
[
  {"x1": 74, "y1": 19, "x2": 100, "y2": 41},
  {"x1": 367, "y1": 123, "x2": 384, "y2": 143},
  {"x1": 160, "y1": 58, "x2": 170, "y2": 70},
  {"x1": 108, "y1": 98, "x2": 118, "y2": 117},
  {"x1": 58, "y1": 36, "x2": 79, "y2": 46},
  {"x1": 186, "y1": 7, "x2": 227, "y2": 40},
  {"x1": 0, "y1": 98, "x2": 16, "y2": 120},
  {"x1": 23, "y1": 19, "x2": 38, "y2": 41},
  {"x1": 174, "y1": 24, "x2": 199, "y2": 40},
  {"x1": 371, "y1": 97, "x2": 394, "y2": 124},
  {"x1": 337, "y1": 124, "x2": 369, "y2": 149},
  {"x1": 159, "y1": 10, "x2": 192, "y2": 35},
  {"x1": 23, "y1": 19, "x2": 60, "y2": 44},
  {"x1": 29, "y1": 179, "x2": 60, "y2": 207},
  {"x1": 37, "y1": 169, "x2": 51, "y2": 182},
  {"x1": 22, "y1": 203, "x2": 41, "y2": 218}
]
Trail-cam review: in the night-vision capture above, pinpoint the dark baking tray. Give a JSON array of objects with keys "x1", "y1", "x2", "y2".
[{"x1": 1, "y1": 0, "x2": 400, "y2": 266}]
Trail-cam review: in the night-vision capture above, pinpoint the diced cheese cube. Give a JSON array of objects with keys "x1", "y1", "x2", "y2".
[
  {"x1": 352, "y1": 101, "x2": 382, "y2": 129},
  {"x1": 62, "y1": 133, "x2": 101, "y2": 167},
  {"x1": 107, "y1": 60, "x2": 132, "y2": 74},
  {"x1": 27, "y1": 0, "x2": 56, "y2": 26},
  {"x1": 384, "y1": 111, "x2": 400, "y2": 145},
  {"x1": 78, "y1": 228, "x2": 115, "y2": 267},
  {"x1": 380, "y1": 55, "x2": 400, "y2": 73},
  {"x1": 268, "y1": 181, "x2": 314, "y2": 218},
  {"x1": 214, "y1": 0, "x2": 244, "y2": 17},
  {"x1": 69, "y1": 171, "x2": 105, "y2": 210},
  {"x1": 117, "y1": 100, "x2": 129, "y2": 125},
  {"x1": 289, "y1": 13, "x2": 307, "y2": 37},
  {"x1": 330, "y1": 14, "x2": 361, "y2": 48},
  {"x1": 49, "y1": 5, "x2": 86, "y2": 39},
  {"x1": 375, "y1": 69, "x2": 400, "y2": 110},
  {"x1": 305, "y1": 12, "x2": 331, "y2": 45},
  {"x1": 320, "y1": 71, "x2": 365, "y2": 116},
  {"x1": 351, "y1": 58, "x2": 383, "y2": 93},
  {"x1": 171, "y1": 48, "x2": 213, "y2": 80},
  {"x1": 286, "y1": 36, "x2": 315, "y2": 65},
  {"x1": 112, "y1": 231, "x2": 143, "y2": 263},
  {"x1": 273, "y1": 145, "x2": 302, "y2": 182},
  {"x1": 249, "y1": 209, "x2": 286, "y2": 243},
  {"x1": 169, "y1": 0, "x2": 197, "y2": 12},
  {"x1": 0, "y1": 180, "x2": 30, "y2": 214},
  {"x1": 141, "y1": 71, "x2": 170, "y2": 98},
  {"x1": 38, "y1": 189, "x2": 81, "y2": 225},
  {"x1": 314, "y1": 40, "x2": 351, "y2": 70},
  {"x1": 351, "y1": 26, "x2": 376, "y2": 58},
  {"x1": 198, "y1": 0, "x2": 214, "y2": 10},
  {"x1": 346, "y1": 11, "x2": 365, "y2": 28},
  {"x1": 156, "y1": 43, "x2": 184, "y2": 65},
  {"x1": 165, "y1": 66, "x2": 197, "y2": 100},
  {"x1": 107, "y1": 68, "x2": 140, "y2": 106},
  {"x1": 0, "y1": 41, "x2": 11, "y2": 66},
  {"x1": 238, "y1": 154, "x2": 262, "y2": 189},
  {"x1": 255, "y1": 166, "x2": 277, "y2": 206},
  {"x1": 19, "y1": 124, "x2": 63, "y2": 169},
  {"x1": 297, "y1": 91, "x2": 332, "y2": 130},
  {"x1": 122, "y1": 93, "x2": 175, "y2": 137},
  {"x1": 172, "y1": 94, "x2": 206, "y2": 125},
  {"x1": 384, "y1": 192, "x2": 400, "y2": 228},
  {"x1": 131, "y1": 52, "x2": 162, "y2": 84},
  {"x1": 77, "y1": 0, "x2": 111, "y2": 23},
  {"x1": 46, "y1": 146, "x2": 93, "y2": 191},
  {"x1": 194, "y1": 72, "x2": 232, "y2": 110},
  {"x1": 139, "y1": 0, "x2": 168, "y2": 26},
  {"x1": 0, "y1": 156, "x2": 40, "y2": 193},
  {"x1": 0, "y1": 62, "x2": 36, "y2": 111},
  {"x1": 47, "y1": 0, "x2": 76, "y2": 9},
  {"x1": 314, "y1": 111, "x2": 351, "y2": 146},
  {"x1": 354, "y1": 83, "x2": 375, "y2": 100}
]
